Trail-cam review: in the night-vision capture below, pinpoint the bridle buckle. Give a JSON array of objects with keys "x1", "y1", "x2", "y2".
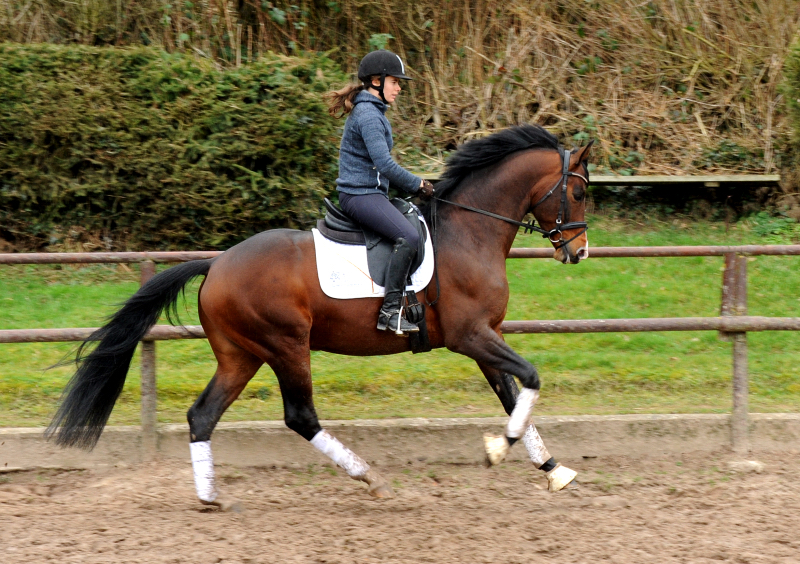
[{"x1": 521, "y1": 219, "x2": 538, "y2": 235}]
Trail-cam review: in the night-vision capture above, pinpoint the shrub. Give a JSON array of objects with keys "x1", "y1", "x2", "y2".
[{"x1": 0, "y1": 44, "x2": 345, "y2": 250}]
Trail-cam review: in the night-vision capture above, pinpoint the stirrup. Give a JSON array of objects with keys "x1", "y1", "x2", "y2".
[{"x1": 377, "y1": 308, "x2": 419, "y2": 336}]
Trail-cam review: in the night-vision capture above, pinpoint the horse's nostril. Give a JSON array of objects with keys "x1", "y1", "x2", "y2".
[{"x1": 577, "y1": 247, "x2": 589, "y2": 260}]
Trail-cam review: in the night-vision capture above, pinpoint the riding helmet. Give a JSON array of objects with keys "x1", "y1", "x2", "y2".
[{"x1": 357, "y1": 50, "x2": 413, "y2": 82}]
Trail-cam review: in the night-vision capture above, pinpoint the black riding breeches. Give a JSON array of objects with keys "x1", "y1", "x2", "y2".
[{"x1": 338, "y1": 192, "x2": 421, "y2": 249}]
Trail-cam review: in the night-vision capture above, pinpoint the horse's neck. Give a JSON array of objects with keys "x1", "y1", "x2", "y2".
[{"x1": 440, "y1": 162, "x2": 539, "y2": 258}]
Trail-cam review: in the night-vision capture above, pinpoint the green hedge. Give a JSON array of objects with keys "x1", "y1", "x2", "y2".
[{"x1": 0, "y1": 44, "x2": 345, "y2": 250}]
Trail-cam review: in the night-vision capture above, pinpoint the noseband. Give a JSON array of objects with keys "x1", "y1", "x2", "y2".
[
  {"x1": 431, "y1": 147, "x2": 589, "y2": 250},
  {"x1": 529, "y1": 147, "x2": 589, "y2": 249}
]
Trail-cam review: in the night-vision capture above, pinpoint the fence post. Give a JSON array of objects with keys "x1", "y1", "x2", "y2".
[
  {"x1": 140, "y1": 260, "x2": 158, "y2": 459},
  {"x1": 718, "y1": 253, "x2": 736, "y2": 342},
  {"x1": 731, "y1": 255, "x2": 749, "y2": 455}
]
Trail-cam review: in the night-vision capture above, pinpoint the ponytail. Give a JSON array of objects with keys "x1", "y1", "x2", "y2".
[
  {"x1": 324, "y1": 83, "x2": 365, "y2": 118},
  {"x1": 324, "y1": 76, "x2": 380, "y2": 118}
]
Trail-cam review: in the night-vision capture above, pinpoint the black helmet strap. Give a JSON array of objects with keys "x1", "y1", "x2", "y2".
[
  {"x1": 366, "y1": 74, "x2": 389, "y2": 104},
  {"x1": 377, "y1": 74, "x2": 388, "y2": 103}
]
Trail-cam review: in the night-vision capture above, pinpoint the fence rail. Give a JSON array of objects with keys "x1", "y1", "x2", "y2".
[
  {"x1": 3, "y1": 316, "x2": 800, "y2": 345},
  {"x1": 419, "y1": 173, "x2": 782, "y2": 189},
  {"x1": 2, "y1": 245, "x2": 800, "y2": 457},
  {"x1": 3, "y1": 244, "x2": 799, "y2": 265}
]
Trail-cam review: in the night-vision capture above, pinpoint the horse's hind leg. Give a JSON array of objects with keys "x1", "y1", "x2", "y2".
[
  {"x1": 186, "y1": 336, "x2": 263, "y2": 509},
  {"x1": 270, "y1": 344, "x2": 394, "y2": 499},
  {"x1": 478, "y1": 362, "x2": 577, "y2": 492}
]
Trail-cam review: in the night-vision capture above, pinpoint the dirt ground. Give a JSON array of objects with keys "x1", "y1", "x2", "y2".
[{"x1": 1, "y1": 450, "x2": 798, "y2": 564}]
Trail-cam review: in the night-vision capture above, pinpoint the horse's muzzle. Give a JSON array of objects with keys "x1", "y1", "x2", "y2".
[{"x1": 555, "y1": 245, "x2": 588, "y2": 264}]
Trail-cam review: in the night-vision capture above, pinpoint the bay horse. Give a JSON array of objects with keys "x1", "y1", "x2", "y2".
[{"x1": 46, "y1": 125, "x2": 592, "y2": 508}]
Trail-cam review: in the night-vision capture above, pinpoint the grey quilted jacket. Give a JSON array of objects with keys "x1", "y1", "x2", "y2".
[{"x1": 335, "y1": 91, "x2": 421, "y2": 196}]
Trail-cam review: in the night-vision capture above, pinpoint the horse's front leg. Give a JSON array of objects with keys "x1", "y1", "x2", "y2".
[
  {"x1": 447, "y1": 323, "x2": 539, "y2": 437},
  {"x1": 446, "y1": 324, "x2": 575, "y2": 488},
  {"x1": 478, "y1": 362, "x2": 577, "y2": 491}
]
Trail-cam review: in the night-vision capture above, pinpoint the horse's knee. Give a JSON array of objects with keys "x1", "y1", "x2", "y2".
[
  {"x1": 496, "y1": 372, "x2": 519, "y2": 415},
  {"x1": 283, "y1": 402, "x2": 321, "y2": 441},
  {"x1": 187, "y1": 402, "x2": 217, "y2": 442},
  {"x1": 517, "y1": 366, "x2": 540, "y2": 391}
]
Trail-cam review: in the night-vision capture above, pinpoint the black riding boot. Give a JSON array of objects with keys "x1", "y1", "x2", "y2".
[{"x1": 377, "y1": 238, "x2": 419, "y2": 336}]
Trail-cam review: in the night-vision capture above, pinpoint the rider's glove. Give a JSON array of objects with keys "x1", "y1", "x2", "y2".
[{"x1": 417, "y1": 179, "x2": 435, "y2": 201}]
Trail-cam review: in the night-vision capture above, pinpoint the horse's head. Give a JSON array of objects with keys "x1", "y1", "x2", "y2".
[{"x1": 529, "y1": 142, "x2": 593, "y2": 264}]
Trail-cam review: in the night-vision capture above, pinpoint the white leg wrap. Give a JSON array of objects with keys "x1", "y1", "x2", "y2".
[
  {"x1": 310, "y1": 430, "x2": 370, "y2": 478},
  {"x1": 506, "y1": 388, "x2": 538, "y2": 439},
  {"x1": 522, "y1": 423, "x2": 552, "y2": 468},
  {"x1": 190, "y1": 440, "x2": 218, "y2": 503}
]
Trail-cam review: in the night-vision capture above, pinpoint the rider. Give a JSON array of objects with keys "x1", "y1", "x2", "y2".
[{"x1": 325, "y1": 50, "x2": 435, "y2": 336}]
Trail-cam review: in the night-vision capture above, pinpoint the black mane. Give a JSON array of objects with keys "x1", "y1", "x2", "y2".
[{"x1": 434, "y1": 125, "x2": 560, "y2": 198}]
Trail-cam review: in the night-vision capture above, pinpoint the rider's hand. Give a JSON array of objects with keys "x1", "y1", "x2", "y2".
[{"x1": 417, "y1": 179, "x2": 435, "y2": 201}]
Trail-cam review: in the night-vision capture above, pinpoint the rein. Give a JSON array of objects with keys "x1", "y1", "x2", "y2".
[
  {"x1": 432, "y1": 147, "x2": 589, "y2": 249},
  {"x1": 424, "y1": 147, "x2": 589, "y2": 307}
]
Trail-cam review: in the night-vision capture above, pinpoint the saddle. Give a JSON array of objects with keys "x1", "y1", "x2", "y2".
[
  {"x1": 316, "y1": 197, "x2": 427, "y2": 287},
  {"x1": 314, "y1": 197, "x2": 433, "y2": 354}
]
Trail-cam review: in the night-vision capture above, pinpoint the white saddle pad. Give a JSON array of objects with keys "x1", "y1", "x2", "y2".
[{"x1": 311, "y1": 219, "x2": 434, "y2": 299}]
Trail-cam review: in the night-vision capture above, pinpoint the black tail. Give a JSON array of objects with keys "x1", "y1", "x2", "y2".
[{"x1": 45, "y1": 259, "x2": 213, "y2": 450}]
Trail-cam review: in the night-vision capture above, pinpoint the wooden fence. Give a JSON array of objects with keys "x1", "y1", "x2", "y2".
[{"x1": 1, "y1": 243, "x2": 799, "y2": 456}]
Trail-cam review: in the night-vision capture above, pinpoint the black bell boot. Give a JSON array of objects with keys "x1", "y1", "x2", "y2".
[{"x1": 377, "y1": 238, "x2": 419, "y2": 336}]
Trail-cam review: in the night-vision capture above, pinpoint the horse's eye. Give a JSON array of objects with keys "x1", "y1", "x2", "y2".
[{"x1": 572, "y1": 185, "x2": 585, "y2": 201}]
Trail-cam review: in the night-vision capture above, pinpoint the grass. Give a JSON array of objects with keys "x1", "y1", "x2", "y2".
[{"x1": 1, "y1": 214, "x2": 799, "y2": 427}]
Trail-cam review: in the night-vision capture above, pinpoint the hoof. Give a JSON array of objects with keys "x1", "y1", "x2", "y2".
[
  {"x1": 484, "y1": 434, "x2": 510, "y2": 466},
  {"x1": 367, "y1": 481, "x2": 396, "y2": 499},
  {"x1": 362, "y1": 469, "x2": 395, "y2": 499},
  {"x1": 200, "y1": 496, "x2": 244, "y2": 513},
  {"x1": 546, "y1": 463, "x2": 577, "y2": 492},
  {"x1": 727, "y1": 460, "x2": 764, "y2": 474}
]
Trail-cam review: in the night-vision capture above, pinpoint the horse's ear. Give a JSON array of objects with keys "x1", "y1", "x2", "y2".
[{"x1": 575, "y1": 139, "x2": 595, "y2": 164}]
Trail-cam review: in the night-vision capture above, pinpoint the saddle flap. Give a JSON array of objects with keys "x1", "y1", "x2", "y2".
[{"x1": 390, "y1": 197, "x2": 412, "y2": 215}]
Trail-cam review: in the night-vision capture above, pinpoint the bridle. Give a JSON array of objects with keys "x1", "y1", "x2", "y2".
[
  {"x1": 423, "y1": 147, "x2": 589, "y2": 307},
  {"x1": 530, "y1": 146, "x2": 589, "y2": 248},
  {"x1": 431, "y1": 147, "x2": 589, "y2": 250}
]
